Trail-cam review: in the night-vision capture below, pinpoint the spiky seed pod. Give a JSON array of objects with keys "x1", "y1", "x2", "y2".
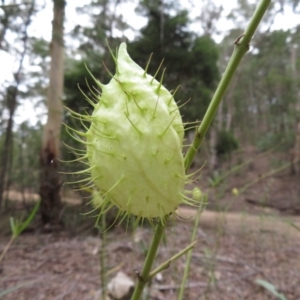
[{"x1": 69, "y1": 43, "x2": 187, "y2": 222}]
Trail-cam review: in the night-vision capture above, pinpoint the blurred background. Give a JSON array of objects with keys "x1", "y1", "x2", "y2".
[
  {"x1": 1, "y1": 0, "x2": 300, "y2": 221},
  {"x1": 0, "y1": 0, "x2": 300, "y2": 299}
]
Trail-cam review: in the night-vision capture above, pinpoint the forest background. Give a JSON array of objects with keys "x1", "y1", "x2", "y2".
[
  {"x1": 1, "y1": 0, "x2": 300, "y2": 218},
  {"x1": 0, "y1": 0, "x2": 300, "y2": 299}
]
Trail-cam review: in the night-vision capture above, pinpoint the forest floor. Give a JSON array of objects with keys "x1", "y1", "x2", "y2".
[{"x1": 1, "y1": 146, "x2": 300, "y2": 300}]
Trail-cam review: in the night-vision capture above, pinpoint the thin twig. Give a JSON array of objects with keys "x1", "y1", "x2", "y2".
[
  {"x1": 153, "y1": 271, "x2": 258, "y2": 291},
  {"x1": 149, "y1": 241, "x2": 197, "y2": 279}
]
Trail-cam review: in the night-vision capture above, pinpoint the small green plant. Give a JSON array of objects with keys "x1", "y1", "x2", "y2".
[
  {"x1": 0, "y1": 200, "x2": 40, "y2": 265},
  {"x1": 178, "y1": 191, "x2": 207, "y2": 300},
  {"x1": 208, "y1": 170, "x2": 223, "y2": 187}
]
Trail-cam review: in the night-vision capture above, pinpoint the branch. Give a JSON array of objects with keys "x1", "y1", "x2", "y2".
[{"x1": 184, "y1": 0, "x2": 272, "y2": 170}]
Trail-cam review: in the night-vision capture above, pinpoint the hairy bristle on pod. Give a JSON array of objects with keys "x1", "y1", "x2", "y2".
[{"x1": 67, "y1": 42, "x2": 195, "y2": 223}]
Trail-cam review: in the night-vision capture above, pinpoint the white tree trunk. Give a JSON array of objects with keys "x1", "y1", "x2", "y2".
[{"x1": 40, "y1": 0, "x2": 65, "y2": 224}]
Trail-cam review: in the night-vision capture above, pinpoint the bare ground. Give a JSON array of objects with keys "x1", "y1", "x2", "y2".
[
  {"x1": 1, "y1": 208, "x2": 300, "y2": 300},
  {"x1": 1, "y1": 147, "x2": 300, "y2": 300}
]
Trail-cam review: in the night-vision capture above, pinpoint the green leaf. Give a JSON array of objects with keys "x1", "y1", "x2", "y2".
[
  {"x1": 9, "y1": 217, "x2": 16, "y2": 237},
  {"x1": 10, "y1": 200, "x2": 41, "y2": 238},
  {"x1": 18, "y1": 200, "x2": 41, "y2": 234},
  {"x1": 255, "y1": 279, "x2": 287, "y2": 300}
]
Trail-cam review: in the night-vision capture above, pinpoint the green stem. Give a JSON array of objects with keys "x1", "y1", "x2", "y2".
[
  {"x1": 178, "y1": 195, "x2": 207, "y2": 300},
  {"x1": 131, "y1": 1, "x2": 271, "y2": 299},
  {"x1": 184, "y1": 0, "x2": 271, "y2": 170},
  {"x1": 100, "y1": 214, "x2": 107, "y2": 299},
  {"x1": 149, "y1": 240, "x2": 197, "y2": 279},
  {"x1": 131, "y1": 220, "x2": 165, "y2": 300}
]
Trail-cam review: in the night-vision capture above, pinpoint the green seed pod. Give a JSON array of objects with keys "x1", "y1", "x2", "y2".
[
  {"x1": 68, "y1": 43, "x2": 188, "y2": 222},
  {"x1": 192, "y1": 187, "x2": 202, "y2": 201}
]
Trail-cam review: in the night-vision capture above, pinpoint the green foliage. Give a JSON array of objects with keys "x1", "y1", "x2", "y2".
[
  {"x1": 208, "y1": 170, "x2": 223, "y2": 187},
  {"x1": 216, "y1": 130, "x2": 238, "y2": 156},
  {"x1": 223, "y1": 26, "x2": 300, "y2": 145},
  {"x1": 128, "y1": 2, "x2": 219, "y2": 122},
  {"x1": 72, "y1": 0, "x2": 128, "y2": 55},
  {"x1": 0, "y1": 201, "x2": 40, "y2": 265},
  {"x1": 10, "y1": 200, "x2": 40, "y2": 238},
  {"x1": 31, "y1": 37, "x2": 49, "y2": 59}
]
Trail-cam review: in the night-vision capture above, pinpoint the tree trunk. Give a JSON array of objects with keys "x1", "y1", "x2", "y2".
[
  {"x1": 291, "y1": 45, "x2": 300, "y2": 176},
  {"x1": 0, "y1": 2, "x2": 34, "y2": 210},
  {"x1": 293, "y1": 121, "x2": 300, "y2": 175},
  {"x1": 159, "y1": 0, "x2": 164, "y2": 44},
  {"x1": 0, "y1": 7, "x2": 9, "y2": 50},
  {"x1": 0, "y1": 86, "x2": 17, "y2": 210},
  {"x1": 40, "y1": 0, "x2": 65, "y2": 225}
]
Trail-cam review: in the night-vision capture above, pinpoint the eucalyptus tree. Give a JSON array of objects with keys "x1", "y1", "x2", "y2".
[{"x1": 39, "y1": 0, "x2": 65, "y2": 224}]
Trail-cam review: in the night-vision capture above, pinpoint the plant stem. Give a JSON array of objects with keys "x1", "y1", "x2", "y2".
[
  {"x1": 184, "y1": 0, "x2": 271, "y2": 170},
  {"x1": 100, "y1": 214, "x2": 107, "y2": 299},
  {"x1": 178, "y1": 195, "x2": 207, "y2": 300},
  {"x1": 131, "y1": 220, "x2": 165, "y2": 300},
  {"x1": 131, "y1": 1, "x2": 271, "y2": 298},
  {"x1": 0, "y1": 236, "x2": 15, "y2": 265},
  {"x1": 149, "y1": 240, "x2": 197, "y2": 279}
]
